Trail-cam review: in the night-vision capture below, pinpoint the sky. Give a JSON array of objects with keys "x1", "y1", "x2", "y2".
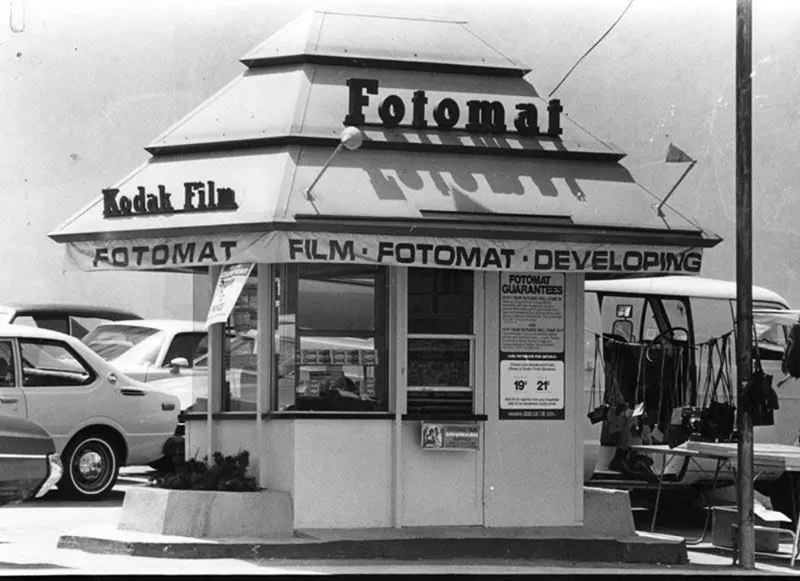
[{"x1": 2, "y1": 0, "x2": 799, "y2": 316}]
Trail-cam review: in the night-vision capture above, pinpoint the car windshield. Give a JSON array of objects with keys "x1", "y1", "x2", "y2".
[{"x1": 82, "y1": 324, "x2": 163, "y2": 361}]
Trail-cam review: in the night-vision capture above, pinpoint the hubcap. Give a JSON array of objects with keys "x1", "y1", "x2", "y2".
[
  {"x1": 71, "y1": 440, "x2": 114, "y2": 494},
  {"x1": 78, "y1": 451, "x2": 103, "y2": 479}
]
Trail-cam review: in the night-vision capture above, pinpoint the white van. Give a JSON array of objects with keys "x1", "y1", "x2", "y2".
[{"x1": 582, "y1": 275, "x2": 798, "y2": 505}]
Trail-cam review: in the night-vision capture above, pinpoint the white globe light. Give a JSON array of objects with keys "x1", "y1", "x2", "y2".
[{"x1": 340, "y1": 126, "x2": 365, "y2": 151}]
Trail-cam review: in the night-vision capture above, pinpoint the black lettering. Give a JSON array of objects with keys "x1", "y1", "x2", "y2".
[
  {"x1": 310, "y1": 239, "x2": 327, "y2": 260},
  {"x1": 514, "y1": 103, "x2": 540, "y2": 135},
  {"x1": 207, "y1": 180, "x2": 216, "y2": 209},
  {"x1": 118, "y1": 196, "x2": 132, "y2": 214},
  {"x1": 158, "y1": 185, "x2": 174, "y2": 211},
  {"x1": 344, "y1": 78, "x2": 379, "y2": 125},
  {"x1": 482, "y1": 248, "x2": 503, "y2": 268},
  {"x1": 665, "y1": 253, "x2": 684, "y2": 272},
  {"x1": 547, "y1": 99, "x2": 563, "y2": 137},
  {"x1": 456, "y1": 246, "x2": 481, "y2": 268},
  {"x1": 623, "y1": 251, "x2": 643, "y2": 271},
  {"x1": 133, "y1": 187, "x2": 147, "y2": 213},
  {"x1": 434, "y1": 245, "x2": 455, "y2": 266},
  {"x1": 572, "y1": 250, "x2": 591, "y2": 270},
  {"x1": 417, "y1": 243, "x2": 434, "y2": 265},
  {"x1": 684, "y1": 252, "x2": 702, "y2": 273},
  {"x1": 111, "y1": 247, "x2": 129, "y2": 267},
  {"x1": 554, "y1": 250, "x2": 570, "y2": 270},
  {"x1": 592, "y1": 251, "x2": 609, "y2": 271},
  {"x1": 378, "y1": 94, "x2": 405, "y2": 128},
  {"x1": 102, "y1": 189, "x2": 120, "y2": 217},
  {"x1": 173, "y1": 243, "x2": 195, "y2": 264},
  {"x1": 411, "y1": 90, "x2": 428, "y2": 129},
  {"x1": 289, "y1": 239, "x2": 304, "y2": 261},
  {"x1": 217, "y1": 187, "x2": 237, "y2": 209},
  {"x1": 500, "y1": 248, "x2": 514, "y2": 269},
  {"x1": 433, "y1": 98, "x2": 460, "y2": 129},
  {"x1": 329, "y1": 240, "x2": 355, "y2": 261},
  {"x1": 197, "y1": 242, "x2": 217, "y2": 263},
  {"x1": 146, "y1": 194, "x2": 159, "y2": 212},
  {"x1": 131, "y1": 246, "x2": 148, "y2": 266},
  {"x1": 220, "y1": 241, "x2": 237, "y2": 261},
  {"x1": 93, "y1": 248, "x2": 109, "y2": 267},
  {"x1": 184, "y1": 182, "x2": 201, "y2": 210},
  {"x1": 395, "y1": 243, "x2": 415, "y2": 264},
  {"x1": 608, "y1": 251, "x2": 623, "y2": 271},
  {"x1": 643, "y1": 251, "x2": 660, "y2": 271},
  {"x1": 534, "y1": 250, "x2": 552, "y2": 270},
  {"x1": 466, "y1": 100, "x2": 506, "y2": 133},
  {"x1": 377, "y1": 242, "x2": 394, "y2": 263},
  {"x1": 152, "y1": 244, "x2": 169, "y2": 265}
]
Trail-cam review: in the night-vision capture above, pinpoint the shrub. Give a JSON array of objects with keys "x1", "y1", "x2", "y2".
[{"x1": 150, "y1": 450, "x2": 258, "y2": 492}]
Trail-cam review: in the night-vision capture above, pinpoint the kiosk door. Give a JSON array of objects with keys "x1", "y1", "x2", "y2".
[{"x1": 400, "y1": 268, "x2": 486, "y2": 526}]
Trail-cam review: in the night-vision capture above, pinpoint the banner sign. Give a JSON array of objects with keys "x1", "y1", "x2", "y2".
[
  {"x1": 421, "y1": 422, "x2": 480, "y2": 451},
  {"x1": 66, "y1": 231, "x2": 704, "y2": 274},
  {"x1": 205, "y1": 263, "x2": 255, "y2": 330},
  {"x1": 499, "y1": 273, "x2": 566, "y2": 420}
]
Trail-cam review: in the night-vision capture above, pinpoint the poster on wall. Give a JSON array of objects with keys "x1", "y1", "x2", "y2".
[
  {"x1": 421, "y1": 422, "x2": 480, "y2": 451},
  {"x1": 205, "y1": 263, "x2": 255, "y2": 330},
  {"x1": 499, "y1": 273, "x2": 566, "y2": 420}
]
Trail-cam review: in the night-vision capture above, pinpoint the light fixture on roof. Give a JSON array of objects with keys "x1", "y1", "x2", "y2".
[
  {"x1": 655, "y1": 143, "x2": 698, "y2": 217},
  {"x1": 305, "y1": 127, "x2": 366, "y2": 201}
]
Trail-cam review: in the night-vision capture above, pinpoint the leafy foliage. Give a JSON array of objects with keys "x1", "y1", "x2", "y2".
[{"x1": 150, "y1": 450, "x2": 258, "y2": 492}]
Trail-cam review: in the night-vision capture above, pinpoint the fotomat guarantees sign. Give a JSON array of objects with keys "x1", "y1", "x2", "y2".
[{"x1": 72, "y1": 231, "x2": 704, "y2": 274}]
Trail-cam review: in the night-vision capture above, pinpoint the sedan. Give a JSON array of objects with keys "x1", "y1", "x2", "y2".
[
  {"x1": 0, "y1": 302, "x2": 142, "y2": 339},
  {"x1": 81, "y1": 320, "x2": 207, "y2": 383},
  {"x1": 0, "y1": 414, "x2": 62, "y2": 506},
  {"x1": 0, "y1": 324, "x2": 180, "y2": 499}
]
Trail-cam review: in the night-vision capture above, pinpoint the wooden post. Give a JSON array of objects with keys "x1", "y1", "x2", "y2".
[{"x1": 735, "y1": 0, "x2": 755, "y2": 569}]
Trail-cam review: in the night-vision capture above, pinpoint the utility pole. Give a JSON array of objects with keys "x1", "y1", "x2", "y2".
[{"x1": 735, "y1": 0, "x2": 755, "y2": 569}]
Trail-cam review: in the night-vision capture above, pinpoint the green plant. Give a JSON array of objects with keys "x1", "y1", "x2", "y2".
[{"x1": 150, "y1": 450, "x2": 258, "y2": 492}]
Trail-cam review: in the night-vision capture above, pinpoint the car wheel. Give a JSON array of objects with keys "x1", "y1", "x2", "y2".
[{"x1": 60, "y1": 434, "x2": 120, "y2": 500}]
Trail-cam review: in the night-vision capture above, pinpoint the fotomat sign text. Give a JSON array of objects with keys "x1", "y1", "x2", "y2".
[
  {"x1": 344, "y1": 78, "x2": 563, "y2": 137},
  {"x1": 102, "y1": 181, "x2": 238, "y2": 218}
]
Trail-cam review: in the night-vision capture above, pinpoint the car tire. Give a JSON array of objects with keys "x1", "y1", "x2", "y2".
[{"x1": 60, "y1": 433, "x2": 120, "y2": 500}]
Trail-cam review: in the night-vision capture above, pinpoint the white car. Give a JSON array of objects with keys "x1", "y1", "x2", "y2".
[
  {"x1": 0, "y1": 325, "x2": 180, "y2": 499},
  {"x1": 82, "y1": 320, "x2": 208, "y2": 383}
]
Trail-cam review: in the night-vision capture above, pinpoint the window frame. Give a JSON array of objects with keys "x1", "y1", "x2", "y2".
[{"x1": 18, "y1": 338, "x2": 97, "y2": 388}]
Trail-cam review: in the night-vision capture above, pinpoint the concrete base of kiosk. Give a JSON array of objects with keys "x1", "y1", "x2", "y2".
[{"x1": 57, "y1": 487, "x2": 687, "y2": 564}]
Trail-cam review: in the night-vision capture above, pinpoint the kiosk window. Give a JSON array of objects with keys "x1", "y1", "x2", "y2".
[
  {"x1": 274, "y1": 265, "x2": 389, "y2": 412},
  {"x1": 407, "y1": 269, "x2": 474, "y2": 416}
]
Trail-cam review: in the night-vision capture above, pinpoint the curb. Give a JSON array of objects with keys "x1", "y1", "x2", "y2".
[{"x1": 57, "y1": 535, "x2": 688, "y2": 564}]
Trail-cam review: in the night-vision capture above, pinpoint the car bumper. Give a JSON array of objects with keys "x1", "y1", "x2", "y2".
[{"x1": 35, "y1": 454, "x2": 63, "y2": 498}]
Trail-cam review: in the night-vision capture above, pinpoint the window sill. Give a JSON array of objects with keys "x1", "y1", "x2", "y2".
[
  {"x1": 181, "y1": 411, "x2": 395, "y2": 421},
  {"x1": 402, "y1": 413, "x2": 488, "y2": 422}
]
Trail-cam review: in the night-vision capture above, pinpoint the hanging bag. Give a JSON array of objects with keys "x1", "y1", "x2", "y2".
[
  {"x1": 701, "y1": 333, "x2": 737, "y2": 442},
  {"x1": 750, "y1": 325, "x2": 779, "y2": 427},
  {"x1": 587, "y1": 335, "x2": 609, "y2": 424}
]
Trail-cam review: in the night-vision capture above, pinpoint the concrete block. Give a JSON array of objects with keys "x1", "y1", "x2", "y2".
[
  {"x1": 118, "y1": 487, "x2": 293, "y2": 539},
  {"x1": 583, "y1": 487, "x2": 636, "y2": 538}
]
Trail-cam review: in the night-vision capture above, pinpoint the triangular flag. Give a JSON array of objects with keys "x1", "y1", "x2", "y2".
[{"x1": 665, "y1": 143, "x2": 695, "y2": 163}]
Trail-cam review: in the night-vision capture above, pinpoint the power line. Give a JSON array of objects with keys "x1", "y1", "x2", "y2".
[{"x1": 548, "y1": 0, "x2": 635, "y2": 98}]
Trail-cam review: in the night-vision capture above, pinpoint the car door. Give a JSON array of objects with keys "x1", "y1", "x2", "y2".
[
  {"x1": 17, "y1": 338, "x2": 117, "y2": 452},
  {"x1": 0, "y1": 339, "x2": 26, "y2": 419},
  {"x1": 146, "y1": 332, "x2": 208, "y2": 383}
]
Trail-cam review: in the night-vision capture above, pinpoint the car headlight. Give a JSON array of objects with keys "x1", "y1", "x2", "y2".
[{"x1": 35, "y1": 454, "x2": 63, "y2": 498}]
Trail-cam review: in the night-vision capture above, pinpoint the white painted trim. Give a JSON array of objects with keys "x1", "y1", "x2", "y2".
[
  {"x1": 256, "y1": 264, "x2": 274, "y2": 488},
  {"x1": 0, "y1": 453, "x2": 45, "y2": 459},
  {"x1": 572, "y1": 274, "x2": 586, "y2": 523},
  {"x1": 207, "y1": 265, "x2": 222, "y2": 462},
  {"x1": 391, "y1": 266, "x2": 408, "y2": 528}
]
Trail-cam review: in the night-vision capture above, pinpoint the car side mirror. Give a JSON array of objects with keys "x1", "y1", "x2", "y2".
[
  {"x1": 169, "y1": 357, "x2": 189, "y2": 374},
  {"x1": 108, "y1": 372, "x2": 117, "y2": 385}
]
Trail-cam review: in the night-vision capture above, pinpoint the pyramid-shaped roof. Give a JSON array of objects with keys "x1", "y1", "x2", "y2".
[{"x1": 239, "y1": 10, "x2": 530, "y2": 76}]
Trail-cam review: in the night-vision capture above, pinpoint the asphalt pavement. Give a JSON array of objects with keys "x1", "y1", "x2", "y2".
[{"x1": 0, "y1": 470, "x2": 798, "y2": 576}]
